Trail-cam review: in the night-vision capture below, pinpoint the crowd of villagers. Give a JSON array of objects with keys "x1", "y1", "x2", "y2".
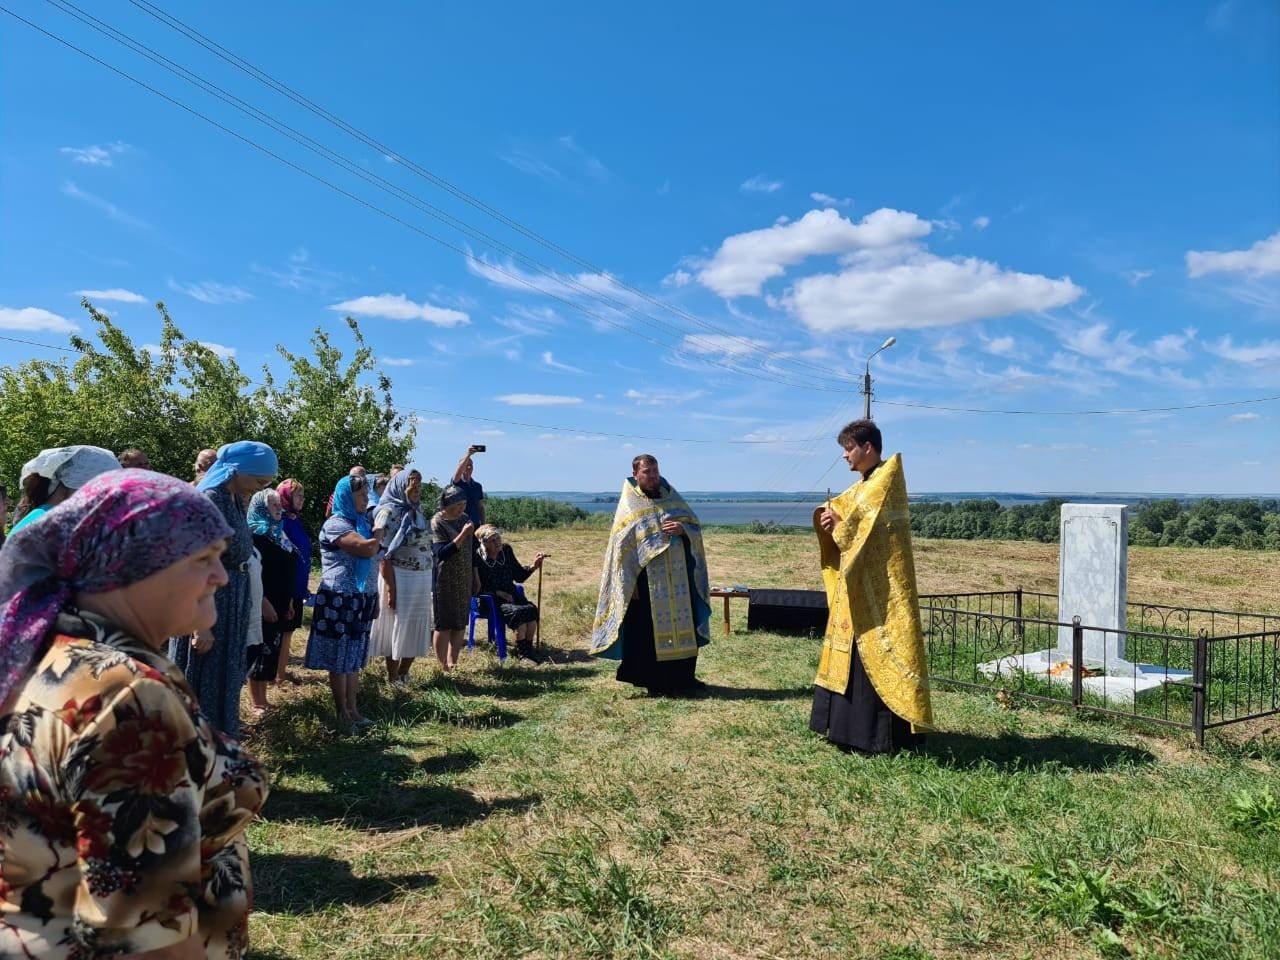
[{"x1": 0, "y1": 440, "x2": 544, "y2": 958}]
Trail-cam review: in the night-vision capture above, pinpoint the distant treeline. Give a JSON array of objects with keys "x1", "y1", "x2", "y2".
[
  {"x1": 909, "y1": 498, "x2": 1280, "y2": 550},
  {"x1": 485, "y1": 496, "x2": 594, "y2": 530}
]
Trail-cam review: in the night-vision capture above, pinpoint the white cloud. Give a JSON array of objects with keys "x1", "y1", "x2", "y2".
[
  {"x1": 1125, "y1": 269, "x2": 1154, "y2": 286},
  {"x1": 1205, "y1": 335, "x2": 1280, "y2": 365},
  {"x1": 499, "y1": 150, "x2": 562, "y2": 181},
  {"x1": 495, "y1": 393, "x2": 583, "y2": 406},
  {"x1": 475, "y1": 428, "x2": 506, "y2": 437},
  {"x1": 981, "y1": 335, "x2": 1017, "y2": 357},
  {"x1": 542, "y1": 351, "x2": 584, "y2": 373},
  {"x1": 380, "y1": 357, "x2": 416, "y2": 367},
  {"x1": 253, "y1": 248, "x2": 345, "y2": 294},
  {"x1": 811, "y1": 192, "x2": 852, "y2": 208},
  {"x1": 698, "y1": 207, "x2": 933, "y2": 298},
  {"x1": 59, "y1": 142, "x2": 128, "y2": 166},
  {"x1": 61, "y1": 181, "x2": 151, "y2": 230},
  {"x1": 662, "y1": 269, "x2": 692, "y2": 288},
  {"x1": 680, "y1": 334, "x2": 770, "y2": 357},
  {"x1": 741, "y1": 175, "x2": 783, "y2": 193},
  {"x1": 76, "y1": 288, "x2": 145, "y2": 303},
  {"x1": 1186, "y1": 231, "x2": 1280, "y2": 278},
  {"x1": 784, "y1": 248, "x2": 1082, "y2": 333},
  {"x1": 197, "y1": 341, "x2": 236, "y2": 358},
  {"x1": 556, "y1": 135, "x2": 610, "y2": 181},
  {"x1": 466, "y1": 251, "x2": 640, "y2": 323},
  {"x1": 0, "y1": 306, "x2": 79, "y2": 333},
  {"x1": 168, "y1": 279, "x2": 254, "y2": 305},
  {"x1": 330, "y1": 293, "x2": 469, "y2": 327},
  {"x1": 624, "y1": 388, "x2": 706, "y2": 406},
  {"x1": 1227, "y1": 412, "x2": 1264, "y2": 422},
  {"x1": 972, "y1": 215, "x2": 991, "y2": 230}
]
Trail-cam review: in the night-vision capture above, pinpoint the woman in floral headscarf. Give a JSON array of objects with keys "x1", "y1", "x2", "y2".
[
  {"x1": 0, "y1": 470, "x2": 269, "y2": 959},
  {"x1": 369, "y1": 468, "x2": 433, "y2": 685},
  {"x1": 245, "y1": 489, "x2": 296, "y2": 715},
  {"x1": 304, "y1": 475, "x2": 384, "y2": 731}
]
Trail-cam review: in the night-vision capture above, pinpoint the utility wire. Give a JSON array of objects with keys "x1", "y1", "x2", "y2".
[
  {"x1": 123, "y1": 0, "x2": 849, "y2": 383},
  {"x1": 9, "y1": 4, "x2": 847, "y2": 395},
  {"x1": 43, "y1": 0, "x2": 856, "y2": 393}
]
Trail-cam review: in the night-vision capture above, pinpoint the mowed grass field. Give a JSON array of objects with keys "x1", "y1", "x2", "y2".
[{"x1": 243, "y1": 532, "x2": 1280, "y2": 960}]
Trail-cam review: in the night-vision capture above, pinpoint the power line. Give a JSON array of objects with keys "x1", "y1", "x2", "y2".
[
  {"x1": 11, "y1": 4, "x2": 846, "y2": 396},
  {"x1": 41, "y1": 0, "x2": 856, "y2": 393},
  {"x1": 123, "y1": 0, "x2": 850, "y2": 384}
]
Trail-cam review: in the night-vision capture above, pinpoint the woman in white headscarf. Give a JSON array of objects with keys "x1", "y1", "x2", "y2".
[
  {"x1": 10, "y1": 444, "x2": 120, "y2": 533},
  {"x1": 369, "y1": 468, "x2": 433, "y2": 684}
]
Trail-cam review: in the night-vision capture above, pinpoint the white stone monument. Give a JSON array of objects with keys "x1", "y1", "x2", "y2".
[
  {"x1": 1057, "y1": 504, "x2": 1129, "y2": 668},
  {"x1": 978, "y1": 502, "x2": 1191, "y2": 703}
]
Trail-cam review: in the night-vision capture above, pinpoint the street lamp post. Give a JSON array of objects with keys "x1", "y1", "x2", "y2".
[{"x1": 862, "y1": 336, "x2": 897, "y2": 419}]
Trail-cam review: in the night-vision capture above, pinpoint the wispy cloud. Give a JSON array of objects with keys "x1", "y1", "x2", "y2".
[
  {"x1": 499, "y1": 150, "x2": 562, "y2": 181},
  {"x1": 330, "y1": 293, "x2": 469, "y2": 327},
  {"x1": 741, "y1": 175, "x2": 783, "y2": 194},
  {"x1": 0, "y1": 306, "x2": 79, "y2": 333},
  {"x1": 61, "y1": 181, "x2": 151, "y2": 230},
  {"x1": 542, "y1": 351, "x2": 584, "y2": 373},
  {"x1": 168, "y1": 278, "x2": 254, "y2": 305},
  {"x1": 500, "y1": 135, "x2": 611, "y2": 183},
  {"x1": 1125, "y1": 269, "x2": 1154, "y2": 286},
  {"x1": 1205, "y1": 335, "x2": 1280, "y2": 365},
  {"x1": 662, "y1": 270, "x2": 692, "y2": 288},
  {"x1": 972, "y1": 215, "x2": 991, "y2": 230},
  {"x1": 1227, "y1": 411, "x2": 1265, "y2": 422},
  {"x1": 681, "y1": 334, "x2": 770, "y2": 358},
  {"x1": 380, "y1": 357, "x2": 416, "y2": 367},
  {"x1": 495, "y1": 393, "x2": 583, "y2": 406},
  {"x1": 76, "y1": 288, "x2": 146, "y2": 303},
  {"x1": 556, "y1": 135, "x2": 610, "y2": 180},
  {"x1": 624, "y1": 387, "x2": 706, "y2": 406},
  {"x1": 252, "y1": 248, "x2": 346, "y2": 294},
  {"x1": 59, "y1": 142, "x2": 129, "y2": 166},
  {"x1": 811, "y1": 192, "x2": 852, "y2": 208}
]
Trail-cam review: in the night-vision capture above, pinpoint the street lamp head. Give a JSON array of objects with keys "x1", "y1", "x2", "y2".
[{"x1": 880, "y1": 336, "x2": 897, "y2": 350}]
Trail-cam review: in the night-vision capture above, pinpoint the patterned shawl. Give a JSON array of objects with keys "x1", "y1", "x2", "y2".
[
  {"x1": 247, "y1": 490, "x2": 294, "y2": 552},
  {"x1": 0, "y1": 471, "x2": 233, "y2": 705},
  {"x1": 374, "y1": 469, "x2": 427, "y2": 555}
]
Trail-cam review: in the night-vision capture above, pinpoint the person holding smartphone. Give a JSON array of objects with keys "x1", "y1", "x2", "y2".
[{"x1": 451, "y1": 445, "x2": 487, "y2": 528}]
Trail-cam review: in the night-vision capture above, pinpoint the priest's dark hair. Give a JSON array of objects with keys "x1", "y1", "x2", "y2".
[
  {"x1": 631, "y1": 453, "x2": 658, "y2": 473},
  {"x1": 837, "y1": 419, "x2": 882, "y2": 454}
]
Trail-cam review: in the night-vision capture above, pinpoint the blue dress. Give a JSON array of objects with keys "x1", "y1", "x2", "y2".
[
  {"x1": 303, "y1": 516, "x2": 379, "y2": 674},
  {"x1": 168, "y1": 483, "x2": 252, "y2": 739}
]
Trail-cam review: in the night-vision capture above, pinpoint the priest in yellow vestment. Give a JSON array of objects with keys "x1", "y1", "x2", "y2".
[
  {"x1": 811, "y1": 419, "x2": 933, "y2": 753},
  {"x1": 591, "y1": 454, "x2": 711, "y2": 694}
]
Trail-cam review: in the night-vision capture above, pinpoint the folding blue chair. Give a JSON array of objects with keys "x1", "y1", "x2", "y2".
[{"x1": 467, "y1": 585, "x2": 526, "y2": 662}]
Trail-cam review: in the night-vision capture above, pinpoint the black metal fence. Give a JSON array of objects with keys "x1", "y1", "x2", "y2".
[{"x1": 919, "y1": 589, "x2": 1280, "y2": 745}]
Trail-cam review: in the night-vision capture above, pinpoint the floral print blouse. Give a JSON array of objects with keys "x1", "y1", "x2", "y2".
[{"x1": 0, "y1": 611, "x2": 269, "y2": 959}]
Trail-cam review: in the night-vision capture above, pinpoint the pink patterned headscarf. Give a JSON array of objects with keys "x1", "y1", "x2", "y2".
[{"x1": 0, "y1": 470, "x2": 233, "y2": 705}]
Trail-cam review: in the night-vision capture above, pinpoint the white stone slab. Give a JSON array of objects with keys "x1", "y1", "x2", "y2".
[
  {"x1": 1058, "y1": 504, "x2": 1129, "y2": 664},
  {"x1": 977, "y1": 649, "x2": 1192, "y2": 705}
]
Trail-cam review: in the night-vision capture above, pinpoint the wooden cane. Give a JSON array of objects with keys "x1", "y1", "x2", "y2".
[{"x1": 534, "y1": 563, "x2": 544, "y2": 648}]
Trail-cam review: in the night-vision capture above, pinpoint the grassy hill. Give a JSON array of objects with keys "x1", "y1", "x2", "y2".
[{"x1": 243, "y1": 533, "x2": 1280, "y2": 959}]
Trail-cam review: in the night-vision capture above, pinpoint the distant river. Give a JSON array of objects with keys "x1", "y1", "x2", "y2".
[{"x1": 491, "y1": 491, "x2": 1274, "y2": 529}]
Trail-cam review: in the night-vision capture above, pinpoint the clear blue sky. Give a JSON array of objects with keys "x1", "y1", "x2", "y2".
[{"x1": 2, "y1": 1, "x2": 1277, "y2": 493}]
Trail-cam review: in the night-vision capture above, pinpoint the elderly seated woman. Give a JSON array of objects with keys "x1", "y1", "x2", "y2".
[
  {"x1": 10, "y1": 444, "x2": 120, "y2": 533},
  {"x1": 473, "y1": 524, "x2": 546, "y2": 662},
  {"x1": 0, "y1": 470, "x2": 269, "y2": 959}
]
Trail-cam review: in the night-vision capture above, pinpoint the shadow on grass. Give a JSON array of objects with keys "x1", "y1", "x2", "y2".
[
  {"x1": 251, "y1": 851, "x2": 437, "y2": 915},
  {"x1": 919, "y1": 732, "x2": 1156, "y2": 771},
  {"x1": 444, "y1": 665, "x2": 598, "y2": 700},
  {"x1": 262, "y1": 782, "x2": 540, "y2": 831},
  {"x1": 700, "y1": 682, "x2": 813, "y2": 702}
]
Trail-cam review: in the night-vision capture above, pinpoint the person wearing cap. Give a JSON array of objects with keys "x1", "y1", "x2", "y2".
[
  {"x1": 431, "y1": 484, "x2": 477, "y2": 671},
  {"x1": 10, "y1": 444, "x2": 120, "y2": 533},
  {"x1": 168, "y1": 440, "x2": 278, "y2": 738}
]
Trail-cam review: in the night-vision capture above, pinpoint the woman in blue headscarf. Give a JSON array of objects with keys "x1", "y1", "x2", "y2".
[
  {"x1": 304, "y1": 474, "x2": 384, "y2": 731},
  {"x1": 369, "y1": 468, "x2": 433, "y2": 685},
  {"x1": 169, "y1": 440, "x2": 278, "y2": 738}
]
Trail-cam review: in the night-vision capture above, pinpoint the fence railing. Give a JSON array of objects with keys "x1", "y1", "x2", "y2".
[{"x1": 919, "y1": 589, "x2": 1280, "y2": 745}]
